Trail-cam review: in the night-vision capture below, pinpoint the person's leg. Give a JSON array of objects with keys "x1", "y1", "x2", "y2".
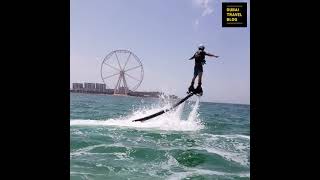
[
  {"x1": 198, "y1": 72, "x2": 203, "y2": 86},
  {"x1": 194, "y1": 72, "x2": 203, "y2": 95},
  {"x1": 188, "y1": 70, "x2": 198, "y2": 93},
  {"x1": 189, "y1": 75, "x2": 196, "y2": 91},
  {"x1": 191, "y1": 75, "x2": 197, "y2": 84},
  {"x1": 191, "y1": 67, "x2": 199, "y2": 85}
]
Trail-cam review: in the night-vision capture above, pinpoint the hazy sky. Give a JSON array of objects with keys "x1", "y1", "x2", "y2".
[{"x1": 71, "y1": 0, "x2": 250, "y2": 104}]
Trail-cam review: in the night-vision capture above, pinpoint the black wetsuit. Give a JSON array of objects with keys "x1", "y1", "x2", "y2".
[{"x1": 190, "y1": 50, "x2": 207, "y2": 76}]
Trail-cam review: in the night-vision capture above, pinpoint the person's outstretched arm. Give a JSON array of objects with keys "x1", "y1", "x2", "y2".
[
  {"x1": 189, "y1": 54, "x2": 195, "y2": 60},
  {"x1": 206, "y1": 52, "x2": 219, "y2": 58}
]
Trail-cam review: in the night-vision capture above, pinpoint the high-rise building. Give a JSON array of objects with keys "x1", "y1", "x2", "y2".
[
  {"x1": 95, "y1": 83, "x2": 106, "y2": 92},
  {"x1": 84, "y1": 83, "x2": 95, "y2": 90},
  {"x1": 72, "y1": 83, "x2": 83, "y2": 90}
]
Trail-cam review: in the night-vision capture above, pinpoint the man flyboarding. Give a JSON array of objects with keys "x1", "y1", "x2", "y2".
[
  {"x1": 187, "y1": 44, "x2": 219, "y2": 95},
  {"x1": 132, "y1": 44, "x2": 218, "y2": 122}
]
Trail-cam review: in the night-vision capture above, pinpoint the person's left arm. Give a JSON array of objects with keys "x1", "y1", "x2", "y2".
[{"x1": 205, "y1": 52, "x2": 219, "y2": 58}]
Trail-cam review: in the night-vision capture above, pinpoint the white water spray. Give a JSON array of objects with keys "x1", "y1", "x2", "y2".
[
  {"x1": 70, "y1": 95, "x2": 204, "y2": 131},
  {"x1": 187, "y1": 96, "x2": 200, "y2": 122}
]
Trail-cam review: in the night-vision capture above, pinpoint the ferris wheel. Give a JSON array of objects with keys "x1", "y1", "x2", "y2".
[{"x1": 101, "y1": 50, "x2": 144, "y2": 95}]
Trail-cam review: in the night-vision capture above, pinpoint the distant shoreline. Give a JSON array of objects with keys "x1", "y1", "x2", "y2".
[
  {"x1": 70, "y1": 91, "x2": 156, "y2": 98},
  {"x1": 70, "y1": 90, "x2": 178, "y2": 99}
]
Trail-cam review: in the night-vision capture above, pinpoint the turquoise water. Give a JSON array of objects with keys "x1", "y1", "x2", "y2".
[{"x1": 70, "y1": 93, "x2": 250, "y2": 180}]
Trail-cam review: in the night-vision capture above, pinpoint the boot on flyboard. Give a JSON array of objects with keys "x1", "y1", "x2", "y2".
[
  {"x1": 194, "y1": 84, "x2": 203, "y2": 96},
  {"x1": 187, "y1": 83, "x2": 203, "y2": 96},
  {"x1": 187, "y1": 82, "x2": 195, "y2": 94}
]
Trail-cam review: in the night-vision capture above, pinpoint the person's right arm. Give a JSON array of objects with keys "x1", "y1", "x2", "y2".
[{"x1": 189, "y1": 54, "x2": 195, "y2": 60}]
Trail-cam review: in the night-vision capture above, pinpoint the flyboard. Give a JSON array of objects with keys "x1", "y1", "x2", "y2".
[{"x1": 132, "y1": 88, "x2": 202, "y2": 122}]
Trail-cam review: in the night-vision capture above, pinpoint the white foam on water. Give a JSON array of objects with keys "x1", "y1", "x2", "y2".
[
  {"x1": 167, "y1": 168, "x2": 249, "y2": 180},
  {"x1": 200, "y1": 146, "x2": 248, "y2": 166},
  {"x1": 237, "y1": 134, "x2": 250, "y2": 139},
  {"x1": 70, "y1": 129, "x2": 84, "y2": 136},
  {"x1": 70, "y1": 171, "x2": 105, "y2": 176},
  {"x1": 195, "y1": 134, "x2": 250, "y2": 166},
  {"x1": 70, "y1": 96, "x2": 204, "y2": 131},
  {"x1": 70, "y1": 144, "x2": 104, "y2": 157},
  {"x1": 70, "y1": 143, "x2": 126, "y2": 158},
  {"x1": 113, "y1": 152, "x2": 132, "y2": 160},
  {"x1": 159, "y1": 152, "x2": 180, "y2": 171},
  {"x1": 200, "y1": 133, "x2": 250, "y2": 140}
]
